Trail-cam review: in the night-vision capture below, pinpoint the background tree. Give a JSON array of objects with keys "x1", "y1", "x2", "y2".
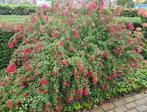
[{"x1": 117, "y1": 0, "x2": 134, "y2": 8}]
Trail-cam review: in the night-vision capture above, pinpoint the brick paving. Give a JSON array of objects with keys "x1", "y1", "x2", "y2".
[{"x1": 85, "y1": 90, "x2": 147, "y2": 112}]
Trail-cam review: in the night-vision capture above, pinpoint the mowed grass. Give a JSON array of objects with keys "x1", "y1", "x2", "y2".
[
  {"x1": 116, "y1": 17, "x2": 142, "y2": 23},
  {"x1": 0, "y1": 15, "x2": 142, "y2": 25},
  {"x1": 0, "y1": 15, "x2": 29, "y2": 24}
]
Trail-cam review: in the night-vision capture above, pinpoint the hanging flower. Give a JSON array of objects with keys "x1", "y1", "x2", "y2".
[
  {"x1": 8, "y1": 42, "x2": 14, "y2": 49},
  {"x1": 77, "y1": 89, "x2": 83, "y2": 97},
  {"x1": 6, "y1": 100, "x2": 13, "y2": 110},
  {"x1": 35, "y1": 42, "x2": 42, "y2": 52},
  {"x1": 24, "y1": 48, "x2": 31, "y2": 55},
  {"x1": 128, "y1": 23, "x2": 134, "y2": 31},
  {"x1": 102, "y1": 52, "x2": 109, "y2": 59},
  {"x1": 51, "y1": 29, "x2": 59, "y2": 38},
  {"x1": 41, "y1": 79, "x2": 49, "y2": 85},
  {"x1": 77, "y1": 62, "x2": 84, "y2": 73},
  {"x1": 25, "y1": 61, "x2": 31, "y2": 72},
  {"x1": 83, "y1": 87, "x2": 89, "y2": 96},
  {"x1": 42, "y1": 91, "x2": 48, "y2": 95},
  {"x1": 58, "y1": 40, "x2": 64, "y2": 47},
  {"x1": 73, "y1": 29, "x2": 79, "y2": 38},
  {"x1": 53, "y1": 3, "x2": 59, "y2": 13},
  {"x1": 114, "y1": 47, "x2": 120, "y2": 54},
  {"x1": 6, "y1": 64, "x2": 16, "y2": 75},
  {"x1": 62, "y1": 59, "x2": 69, "y2": 68},
  {"x1": 63, "y1": 81, "x2": 70, "y2": 87},
  {"x1": 62, "y1": 9, "x2": 68, "y2": 16},
  {"x1": 67, "y1": 96, "x2": 74, "y2": 103},
  {"x1": 87, "y1": 1, "x2": 98, "y2": 12}
]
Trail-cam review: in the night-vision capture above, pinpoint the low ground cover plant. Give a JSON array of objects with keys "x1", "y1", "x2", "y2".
[{"x1": 0, "y1": 1, "x2": 146, "y2": 112}]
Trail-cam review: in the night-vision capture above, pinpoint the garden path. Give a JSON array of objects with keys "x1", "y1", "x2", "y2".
[{"x1": 85, "y1": 90, "x2": 147, "y2": 112}]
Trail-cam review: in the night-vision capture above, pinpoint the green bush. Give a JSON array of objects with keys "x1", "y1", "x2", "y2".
[
  {"x1": 0, "y1": 31, "x2": 14, "y2": 70},
  {"x1": 0, "y1": 2, "x2": 146, "y2": 112},
  {"x1": 121, "y1": 9, "x2": 138, "y2": 17},
  {"x1": 0, "y1": 5, "x2": 37, "y2": 15}
]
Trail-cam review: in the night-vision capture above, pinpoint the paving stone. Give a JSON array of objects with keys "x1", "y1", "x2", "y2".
[
  {"x1": 144, "y1": 96, "x2": 147, "y2": 101},
  {"x1": 101, "y1": 103, "x2": 115, "y2": 111},
  {"x1": 107, "y1": 110, "x2": 115, "y2": 112},
  {"x1": 136, "y1": 105, "x2": 147, "y2": 112},
  {"x1": 127, "y1": 109, "x2": 138, "y2": 112},
  {"x1": 113, "y1": 99, "x2": 125, "y2": 107},
  {"x1": 123, "y1": 96, "x2": 135, "y2": 103},
  {"x1": 125, "y1": 102, "x2": 137, "y2": 109},
  {"x1": 91, "y1": 107, "x2": 104, "y2": 112},
  {"x1": 135, "y1": 98, "x2": 146, "y2": 105},
  {"x1": 114, "y1": 105, "x2": 127, "y2": 112},
  {"x1": 133, "y1": 94, "x2": 144, "y2": 100}
]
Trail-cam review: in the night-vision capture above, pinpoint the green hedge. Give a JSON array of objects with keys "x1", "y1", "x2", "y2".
[
  {"x1": 0, "y1": 5, "x2": 38, "y2": 15},
  {"x1": 0, "y1": 31, "x2": 14, "y2": 70},
  {"x1": 121, "y1": 9, "x2": 138, "y2": 17}
]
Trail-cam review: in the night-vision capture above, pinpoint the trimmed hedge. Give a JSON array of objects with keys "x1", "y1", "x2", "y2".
[
  {"x1": 0, "y1": 5, "x2": 38, "y2": 15},
  {"x1": 121, "y1": 9, "x2": 138, "y2": 17},
  {"x1": 0, "y1": 31, "x2": 14, "y2": 70}
]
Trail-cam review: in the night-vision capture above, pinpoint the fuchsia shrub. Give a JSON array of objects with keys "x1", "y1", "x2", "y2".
[{"x1": 0, "y1": 1, "x2": 146, "y2": 112}]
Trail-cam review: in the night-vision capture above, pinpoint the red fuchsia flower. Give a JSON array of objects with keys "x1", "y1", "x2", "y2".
[
  {"x1": 86, "y1": 70, "x2": 92, "y2": 76},
  {"x1": 87, "y1": 1, "x2": 98, "y2": 12},
  {"x1": 53, "y1": 3, "x2": 59, "y2": 13},
  {"x1": 67, "y1": 17, "x2": 74, "y2": 25},
  {"x1": 6, "y1": 100, "x2": 13, "y2": 110},
  {"x1": 19, "y1": 82, "x2": 28, "y2": 89},
  {"x1": 62, "y1": 8, "x2": 68, "y2": 16},
  {"x1": 77, "y1": 89, "x2": 83, "y2": 97},
  {"x1": 58, "y1": 40, "x2": 64, "y2": 47},
  {"x1": 55, "y1": 105, "x2": 63, "y2": 112},
  {"x1": 62, "y1": 59, "x2": 69, "y2": 68},
  {"x1": 63, "y1": 81, "x2": 70, "y2": 87},
  {"x1": 25, "y1": 39, "x2": 29, "y2": 45},
  {"x1": 127, "y1": 39, "x2": 132, "y2": 45},
  {"x1": 100, "y1": 0, "x2": 104, "y2": 15},
  {"x1": 128, "y1": 23, "x2": 134, "y2": 31},
  {"x1": 114, "y1": 47, "x2": 120, "y2": 54},
  {"x1": 68, "y1": 96, "x2": 74, "y2": 103},
  {"x1": 41, "y1": 79, "x2": 49, "y2": 85},
  {"x1": 24, "y1": 48, "x2": 31, "y2": 55},
  {"x1": 84, "y1": 87, "x2": 89, "y2": 96},
  {"x1": 25, "y1": 61, "x2": 31, "y2": 72},
  {"x1": 35, "y1": 42, "x2": 42, "y2": 52},
  {"x1": 77, "y1": 62, "x2": 84, "y2": 73},
  {"x1": 6, "y1": 64, "x2": 16, "y2": 75},
  {"x1": 68, "y1": 47, "x2": 76, "y2": 52},
  {"x1": 73, "y1": 29, "x2": 79, "y2": 39},
  {"x1": 43, "y1": 15, "x2": 48, "y2": 23},
  {"x1": 42, "y1": 90, "x2": 48, "y2": 95},
  {"x1": 102, "y1": 52, "x2": 109, "y2": 59},
  {"x1": 92, "y1": 77, "x2": 97, "y2": 84},
  {"x1": 107, "y1": 76, "x2": 113, "y2": 81},
  {"x1": 51, "y1": 29, "x2": 59, "y2": 38},
  {"x1": 8, "y1": 42, "x2": 14, "y2": 49}
]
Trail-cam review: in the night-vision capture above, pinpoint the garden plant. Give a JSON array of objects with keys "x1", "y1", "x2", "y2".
[{"x1": 0, "y1": 1, "x2": 147, "y2": 112}]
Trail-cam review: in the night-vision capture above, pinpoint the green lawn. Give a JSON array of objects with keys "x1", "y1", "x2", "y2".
[
  {"x1": 0, "y1": 15, "x2": 29, "y2": 24},
  {"x1": 116, "y1": 17, "x2": 142, "y2": 23},
  {"x1": 0, "y1": 15, "x2": 142, "y2": 25}
]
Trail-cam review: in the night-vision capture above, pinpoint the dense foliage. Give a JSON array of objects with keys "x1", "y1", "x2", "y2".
[
  {"x1": 0, "y1": 5, "x2": 37, "y2": 15},
  {"x1": 0, "y1": 1, "x2": 146, "y2": 112},
  {"x1": 0, "y1": 31, "x2": 14, "y2": 70}
]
